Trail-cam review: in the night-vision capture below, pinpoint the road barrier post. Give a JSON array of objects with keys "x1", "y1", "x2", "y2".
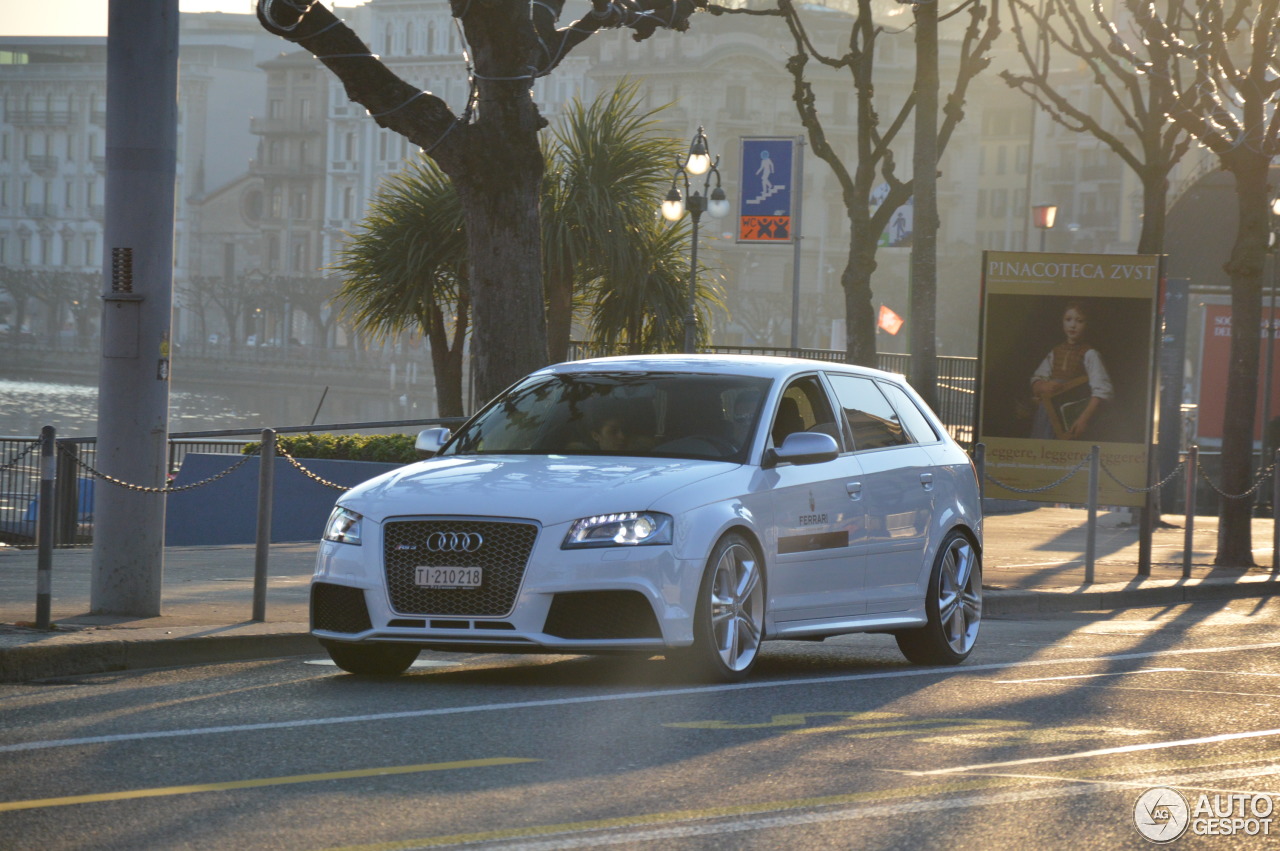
[
  {"x1": 36, "y1": 426, "x2": 55, "y2": 630},
  {"x1": 1085, "y1": 445, "x2": 1099, "y2": 585},
  {"x1": 253, "y1": 429, "x2": 275, "y2": 622},
  {"x1": 1184, "y1": 445, "x2": 1197, "y2": 579}
]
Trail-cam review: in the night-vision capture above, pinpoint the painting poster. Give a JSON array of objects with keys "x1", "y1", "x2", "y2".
[{"x1": 977, "y1": 251, "x2": 1160, "y2": 507}]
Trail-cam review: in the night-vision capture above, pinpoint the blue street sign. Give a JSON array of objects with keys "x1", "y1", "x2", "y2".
[{"x1": 738, "y1": 137, "x2": 795, "y2": 244}]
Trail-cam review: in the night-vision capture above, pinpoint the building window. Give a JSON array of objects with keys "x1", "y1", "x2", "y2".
[
  {"x1": 269, "y1": 99, "x2": 284, "y2": 119},
  {"x1": 345, "y1": 132, "x2": 355, "y2": 161},
  {"x1": 1016, "y1": 144, "x2": 1029, "y2": 175},
  {"x1": 343, "y1": 186, "x2": 354, "y2": 219},
  {"x1": 976, "y1": 188, "x2": 987, "y2": 218},
  {"x1": 991, "y1": 188, "x2": 1008, "y2": 217},
  {"x1": 996, "y1": 146, "x2": 1007, "y2": 175},
  {"x1": 726, "y1": 85, "x2": 746, "y2": 119}
]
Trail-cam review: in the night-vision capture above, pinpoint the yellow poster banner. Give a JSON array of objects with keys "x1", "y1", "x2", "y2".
[{"x1": 977, "y1": 251, "x2": 1160, "y2": 507}]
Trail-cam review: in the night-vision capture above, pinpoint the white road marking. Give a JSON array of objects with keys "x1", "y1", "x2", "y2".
[
  {"x1": 4, "y1": 641, "x2": 1280, "y2": 755},
  {"x1": 914, "y1": 728, "x2": 1280, "y2": 776},
  {"x1": 995, "y1": 667, "x2": 1184, "y2": 684},
  {"x1": 426, "y1": 763, "x2": 1280, "y2": 851}
]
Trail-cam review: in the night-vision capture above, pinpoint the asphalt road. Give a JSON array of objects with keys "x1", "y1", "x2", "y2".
[{"x1": 3, "y1": 600, "x2": 1280, "y2": 850}]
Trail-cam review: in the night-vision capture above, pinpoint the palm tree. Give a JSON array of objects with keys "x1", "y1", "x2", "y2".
[
  {"x1": 542, "y1": 81, "x2": 722, "y2": 359},
  {"x1": 333, "y1": 159, "x2": 470, "y2": 417},
  {"x1": 335, "y1": 84, "x2": 724, "y2": 415}
]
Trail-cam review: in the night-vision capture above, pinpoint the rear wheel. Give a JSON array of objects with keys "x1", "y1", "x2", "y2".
[
  {"x1": 322, "y1": 640, "x2": 419, "y2": 677},
  {"x1": 895, "y1": 530, "x2": 981, "y2": 665},
  {"x1": 670, "y1": 533, "x2": 766, "y2": 682}
]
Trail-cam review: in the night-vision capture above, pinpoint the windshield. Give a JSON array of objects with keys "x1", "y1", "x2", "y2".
[{"x1": 442, "y1": 372, "x2": 773, "y2": 462}]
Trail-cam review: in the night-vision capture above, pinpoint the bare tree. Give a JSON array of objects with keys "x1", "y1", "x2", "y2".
[
  {"x1": 709, "y1": 0, "x2": 999, "y2": 395},
  {"x1": 1001, "y1": 0, "x2": 1197, "y2": 255},
  {"x1": 1137, "y1": 0, "x2": 1280, "y2": 564},
  {"x1": 255, "y1": 0, "x2": 704, "y2": 403}
]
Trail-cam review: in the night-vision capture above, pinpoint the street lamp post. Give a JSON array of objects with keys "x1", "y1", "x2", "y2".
[
  {"x1": 662, "y1": 127, "x2": 731, "y2": 354},
  {"x1": 1031, "y1": 203, "x2": 1058, "y2": 252}
]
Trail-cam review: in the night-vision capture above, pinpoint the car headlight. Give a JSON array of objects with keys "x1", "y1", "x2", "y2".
[
  {"x1": 563, "y1": 511, "x2": 673, "y2": 548},
  {"x1": 323, "y1": 506, "x2": 363, "y2": 545}
]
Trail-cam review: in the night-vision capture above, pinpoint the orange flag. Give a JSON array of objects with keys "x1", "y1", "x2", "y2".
[{"x1": 878, "y1": 304, "x2": 904, "y2": 335}]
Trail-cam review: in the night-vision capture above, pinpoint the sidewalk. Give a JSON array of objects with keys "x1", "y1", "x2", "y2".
[{"x1": 2, "y1": 506, "x2": 1278, "y2": 682}]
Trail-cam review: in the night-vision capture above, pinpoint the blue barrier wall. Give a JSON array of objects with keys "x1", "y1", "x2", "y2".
[{"x1": 165, "y1": 453, "x2": 401, "y2": 545}]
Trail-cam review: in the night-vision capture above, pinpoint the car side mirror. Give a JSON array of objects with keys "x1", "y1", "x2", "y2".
[
  {"x1": 415, "y1": 427, "x2": 451, "y2": 458},
  {"x1": 761, "y1": 431, "x2": 839, "y2": 468}
]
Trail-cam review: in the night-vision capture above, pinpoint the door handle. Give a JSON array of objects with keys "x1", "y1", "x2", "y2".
[{"x1": 846, "y1": 481, "x2": 862, "y2": 498}]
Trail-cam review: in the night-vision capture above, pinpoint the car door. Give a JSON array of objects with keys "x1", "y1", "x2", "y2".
[
  {"x1": 747, "y1": 374, "x2": 867, "y2": 624},
  {"x1": 826, "y1": 372, "x2": 937, "y2": 614}
]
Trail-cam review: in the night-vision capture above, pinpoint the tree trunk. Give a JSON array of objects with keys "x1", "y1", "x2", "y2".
[
  {"x1": 909, "y1": 1, "x2": 939, "y2": 409},
  {"x1": 1137, "y1": 166, "x2": 1168, "y2": 256},
  {"x1": 842, "y1": 242, "x2": 877, "y2": 367},
  {"x1": 426, "y1": 297, "x2": 468, "y2": 418},
  {"x1": 1216, "y1": 155, "x2": 1270, "y2": 566}
]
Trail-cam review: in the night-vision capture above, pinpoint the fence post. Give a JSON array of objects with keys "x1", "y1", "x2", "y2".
[
  {"x1": 36, "y1": 426, "x2": 55, "y2": 630},
  {"x1": 974, "y1": 442, "x2": 985, "y2": 502},
  {"x1": 1184, "y1": 445, "x2": 1197, "y2": 579},
  {"x1": 1085, "y1": 445, "x2": 1100, "y2": 585},
  {"x1": 53, "y1": 440, "x2": 79, "y2": 545},
  {"x1": 1264, "y1": 447, "x2": 1274, "y2": 573},
  {"x1": 252, "y1": 428, "x2": 275, "y2": 623}
]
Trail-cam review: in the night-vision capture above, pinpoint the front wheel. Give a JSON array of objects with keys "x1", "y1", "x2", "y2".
[
  {"x1": 669, "y1": 533, "x2": 766, "y2": 682},
  {"x1": 895, "y1": 530, "x2": 981, "y2": 665},
  {"x1": 322, "y1": 640, "x2": 419, "y2": 677}
]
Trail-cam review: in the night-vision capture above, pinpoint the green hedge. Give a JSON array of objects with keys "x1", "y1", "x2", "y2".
[{"x1": 243, "y1": 433, "x2": 419, "y2": 464}]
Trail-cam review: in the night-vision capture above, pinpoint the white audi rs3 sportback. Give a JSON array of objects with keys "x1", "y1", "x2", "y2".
[{"x1": 310, "y1": 354, "x2": 982, "y2": 681}]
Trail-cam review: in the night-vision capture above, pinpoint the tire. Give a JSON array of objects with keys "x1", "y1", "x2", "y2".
[
  {"x1": 670, "y1": 532, "x2": 766, "y2": 682},
  {"x1": 895, "y1": 530, "x2": 982, "y2": 666},
  {"x1": 322, "y1": 640, "x2": 419, "y2": 677}
]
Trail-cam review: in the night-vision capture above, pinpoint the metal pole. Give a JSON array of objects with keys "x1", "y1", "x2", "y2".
[
  {"x1": 35, "y1": 426, "x2": 56, "y2": 630},
  {"x1": 974, "y1": 442, "x2": 986, "y2": 503},
  {"x1": 1260, "y1": 258, "x2": 1276, "y2": 517},
  {"x1": 1273, "y1": 448, "x2": 1280, "y2": 574},
  {"x1": 252, "y1": 428, "x2": 276, "y2": 622},
  {"x1": 92, "y1": 0, "x2": 178, "y2": 617},
  {"x1": 1085, "y1": 444, "x2": 1099, "y2": 584},
  {"x1": 1184, "y1": 445, "x2": 1197, "y2": 579},
  {"x1": 789, "y1": 137, "x2": 805, "y2": 350},
  {"x1": 684, "y1": 208, "x2": 701, "y2": 354}
]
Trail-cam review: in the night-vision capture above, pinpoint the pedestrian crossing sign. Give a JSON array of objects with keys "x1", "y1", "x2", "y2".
[{"x1": 738, "y1": 137, "x2": 796, "y2": 244}]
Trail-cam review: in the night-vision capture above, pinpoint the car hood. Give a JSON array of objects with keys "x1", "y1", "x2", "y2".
[{"x1": 340, "y1": 454, "x2": 741, "y2": 526}]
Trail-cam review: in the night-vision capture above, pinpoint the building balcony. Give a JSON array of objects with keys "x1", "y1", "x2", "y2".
[
  {"x1": 250, "y1": 116, "x2": 323, "y2": 136},
  {"x1": 91, "y1": 154, "x2": 106, "y2": 173},
  {"x1": 252, "y1": 161, "x2": 321, "y2": 177},
  {"x1": 25, "y1": 155, "x2": 60, "y2": 176},
  {"x1": 7, "y1": 109, "x2": 74, "y2": 126},
  {"x1": 24, "y1": 203, "x2": 60, "y2": 218}
]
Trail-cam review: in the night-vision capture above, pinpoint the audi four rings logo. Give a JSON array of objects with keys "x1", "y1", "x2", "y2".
[{"x1": 425, "y1": 532, "x2": 484, "y2": 552}]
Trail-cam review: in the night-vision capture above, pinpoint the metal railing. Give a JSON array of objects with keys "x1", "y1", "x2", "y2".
[{"x1": 0, "y1": 417, "x2": 464, "y2": 548}]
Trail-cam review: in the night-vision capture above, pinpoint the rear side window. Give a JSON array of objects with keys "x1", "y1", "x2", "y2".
[
  {"x1": 826, "y1": 373, "x2": 910, "y2": 451},
  {"x1": 880, "y1": 381, "x2": 940, "y2": 444}
]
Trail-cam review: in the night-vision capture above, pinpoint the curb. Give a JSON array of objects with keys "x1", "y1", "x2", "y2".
[
  {"x1": 3, "y1": 578, "x2": 1278, "y2": 683},
  {"x1": 0, "y1": 632, "x2": 321, "y2": 683},
  {"x1": 985, "y1": 575, "x2": 1280, "y2": 616}
]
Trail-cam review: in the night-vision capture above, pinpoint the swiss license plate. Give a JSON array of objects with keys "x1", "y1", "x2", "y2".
[{"x1": 414, "y1": 566, "x2": 482, "y2": 589}]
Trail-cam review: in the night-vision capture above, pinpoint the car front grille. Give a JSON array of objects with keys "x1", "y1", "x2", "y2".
[{"x1": 383, "y1": 519, "x2": 538, "y2": 617}]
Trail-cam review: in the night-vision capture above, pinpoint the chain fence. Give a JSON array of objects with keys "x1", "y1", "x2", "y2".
[
  {"x1": 983, "y1": 451, "x2": 1276, "y2": 503},
  {"x1": 58, "y1": 445, "x2": 257, "y2": 494},
  {"x1": 0, "y1": 438, "x2": 40, "y2": 473}
]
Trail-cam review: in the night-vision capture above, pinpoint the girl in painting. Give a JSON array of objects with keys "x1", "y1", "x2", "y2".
[{"x1": 1030, "y1": 300, "x2": 1113, "y2": 440}]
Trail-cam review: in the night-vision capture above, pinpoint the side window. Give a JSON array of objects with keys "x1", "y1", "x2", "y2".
[
  {"x1": 770, "y1": 376, "x2": 839, "y2": 448},
  {"x1": 826, "y1": 373, "x2": 911, "y2": 451},
  {"x1": 880, "y1": 381, "x2": 940, "y2": 444}
]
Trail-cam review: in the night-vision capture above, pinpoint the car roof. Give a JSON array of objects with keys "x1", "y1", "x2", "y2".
[{"x1": 539, "y1": 353, "x2": 904, "y2": 382}]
